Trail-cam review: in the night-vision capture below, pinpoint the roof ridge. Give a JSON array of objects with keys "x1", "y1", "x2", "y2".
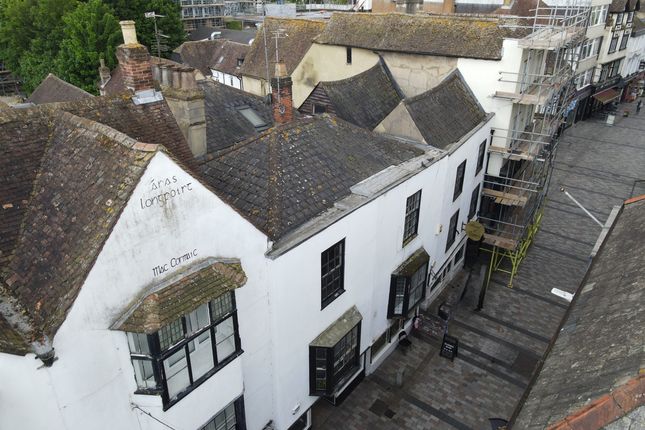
[{"x1": 55, "y1": 111, "x2": 161, "y2": 153}]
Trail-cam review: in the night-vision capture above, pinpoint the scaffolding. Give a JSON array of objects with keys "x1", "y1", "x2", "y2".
[{"x1": 479, "y1": 0, "x2": 590, "y2": 288}]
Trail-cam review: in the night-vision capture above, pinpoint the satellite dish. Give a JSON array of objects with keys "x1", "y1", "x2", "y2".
[{"x1": 465, "y1": 221, "x2": 485, "y2": 241}]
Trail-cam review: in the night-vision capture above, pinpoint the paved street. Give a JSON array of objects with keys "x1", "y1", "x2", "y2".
[{"x1": 313, "y1": 101, "x2": 645, "y2": 430}]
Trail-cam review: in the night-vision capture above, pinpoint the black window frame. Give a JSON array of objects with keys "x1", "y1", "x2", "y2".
[
  {"x1": 387, "y1": 261, "x2": 428, "y2": 318},
  {"x1": 346, "y1": 46, "x2": 352, "y2": 64},
  {"x1": 126, "y1": 292, "x2": 243, "y2": 410},
  {"x1": 199, "y1": 396, "x2": 247, "y2": 430},
  {"x1": 619, "y1": 30, "x2": 630, "y2": 50},
  {"x1": 313, "y1": 103, "x2": 327, "y2": 114},
  {"x1": 446, "y1": 210, "x2": 460, "y2": 251},
  {"x1": 321, "y1": 239, "x2": 346, "y2": 309},
  {"x1": 608, "y1": 31, "x2": 620, "y2": 53},
  {"x1": 453, "y1": 160, "x2": 467, "y2": 201},
  {"x1": 468, "y1": 184, "x2": 480, "y2": 220},
  {"x1": 476, "y1": 140, "x2": 486, "y2": 174},
  {"x1": 403, "y1": 190, "x2": 422, "y2": 245},
  {"x1": 309, "y1": 322, "x2": 361, "y2": 397}
]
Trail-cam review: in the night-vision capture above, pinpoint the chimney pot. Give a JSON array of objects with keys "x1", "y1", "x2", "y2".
[
  {"x1": 172, "y1": 68, "x2": 182, "y2": 89},
  {"x1": 274, "y1": 62, "x2": 287, "y2": 79},
  {"x1": 120, "y1": 20, "x2": 138, "y2": 45},
  {"x1": 160, "y1": 65, "x2": 172, "y2": 87}
]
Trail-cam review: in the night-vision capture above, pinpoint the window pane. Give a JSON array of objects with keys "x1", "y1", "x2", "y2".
[
  {"x1": 321, "y1": 240, "x2": 345, "y2": 307},
  {"x1": 239, "y1": 107, "x2": 266, "y2": 128},
  {"x1": 215, "y1": 317, "x2": 236, "y2": 362},
  {"x1": 333, "y1": 326, "x2": 359, "y2": 382},
  {"x1": 202, "y1": 402, "x2": 237, "y2": 430},
  {"x1": 189, "y1": 330, "x2": 214, "y2": 381},
  {"x1": 186, "y1": 303, "x2": 210, "y2": 335},
  {"x1": 132, "y1": 358, "x2": 157, "y2": 390},
  {"x1": 211, "y1": 293, "x2": 233, "y2": 321},
  {"x1": 403, "y1": 190, "x2": 421, "y2": 242},
  {"x1": 453, "y1": 161, "x2": 467, "y2": 201},
  {"x1": 159, "y1": 319, "x2": 184, "y2": 351},
  {"x1": 394, "y1": 277, "x2": 406, "y2": 315},
  {"x1": 163, "y1": 348, "x2": 190, "y2": 400},
  {"x1": 127, "y1": 332, "x2": 150, "y2": 355},
  {"x1": 409, "y1": 263, "x2": 427, "y2": 307}
]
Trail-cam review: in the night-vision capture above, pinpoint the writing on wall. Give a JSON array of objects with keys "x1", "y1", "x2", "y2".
[
  {"x1": 152, "y1": 249, "x2": 198, "y2": 277},
  {"x1": 140, "y1": 176, "x2": 193, "y2": 210}
]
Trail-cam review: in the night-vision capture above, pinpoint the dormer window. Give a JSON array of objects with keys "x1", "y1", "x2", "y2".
[{"x1": 237, "y1": 58, "x2": 244, "y2": 67}]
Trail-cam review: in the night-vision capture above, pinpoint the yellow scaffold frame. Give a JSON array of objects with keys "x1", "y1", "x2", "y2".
[{"x1": 482, "y1": 206, "x2": 545, "y2": 289}]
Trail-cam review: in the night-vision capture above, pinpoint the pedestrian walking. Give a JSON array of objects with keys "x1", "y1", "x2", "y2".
[{"x1": 637, "y1": 100, "x2": 642, "y2": 114}]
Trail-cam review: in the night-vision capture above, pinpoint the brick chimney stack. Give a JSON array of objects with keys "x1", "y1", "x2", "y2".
[
  {"x1": 116, "y1": 21, "x2": 154, "y2": 93},
  {"x1": 271, "y1": 62, "x2": 294, "y2": 125}
]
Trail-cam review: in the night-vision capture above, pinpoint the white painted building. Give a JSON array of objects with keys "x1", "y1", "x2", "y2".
[{"x1": 0, "y1": 21, "x2": 494, "y2": 430}]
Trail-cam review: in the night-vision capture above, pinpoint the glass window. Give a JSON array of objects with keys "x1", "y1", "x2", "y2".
[
  {"x1": 200, "y1": 398, "x2": 243, "y2": 430},
  {"x1": 215, "y1": 316, "x2": 236, "y2": 362},
  {"x1": 321, "y1": 239, "x2": 345, "y2": 308},
  {"x1": 403, "y1": 190, "x2": 422, "y2": 244},
  {"x1": 313, "y1": 104, "x2": 327, "y2": 114},
  {"x1": 590, "y1": 5, "x2": 608, "y2": 26},
  {"x1": 388, "y1": 260, "x2": 428, "y2": 317},
  {"x1": 453, "y1": 160, "x2": 467, "y2": 201},
  {"x1": 393, "y1": 277, "x2": 406, "y2": 315},
  {"x1": 309, "y1": 323, "x2": 360, "y2": 396},
  {"x1": 619, "y1": 31, "x2": 629, "y2": 51},
  {"x1": 125, "y1": 291, "x2": 242, "y2": 408},
  {"x1": 238, "y1": 107, "x2": 268, "y2": 130},
  {"x1": 446, "y1": 210, "x2": 460, "y2": 251},
  {"x1": 346, "y1": 47, "x2": 352, "y2": 64},
  {"x1": 476, "y1": 140, "x2": 486, "y2": 174},
  {"x1": 469, "y1": 184, "x2": 480, "y2": 220},
  {"x1": 608, "y1": 31, "x2": 620, "y2": 53},
  {"x1": 164, "y1": 348, "x2": 190, "y2": 400},
  {"x1": 408, "y1": 263, "x2": 427, "y2": 308}
]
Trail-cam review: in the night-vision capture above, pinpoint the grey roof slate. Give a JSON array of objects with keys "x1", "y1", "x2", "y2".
[
  {"x1": 199, "y1": 80, "x2": 274, "y2": 153},
  {"x1": 209, "y1": 41, "x2": 249, "y2": 77},
  {"x1": 199, "y1": 115, "x2": 424, "y2": 239},
  {"x1": 319, "y1": 60, "x2": 402, "y2": 130},
  {"x1": 0, "y1": 96, "x2": 194, "y2": 355},
  {"x1": 188, "y1": 27, "x2": 257, "y2": 44},
  {"x1": 514, "y1": 198, "x2": 645, "y2": 429},
  {"x1": 240, "y1": 18, "x2": 326, "y2": 80},
  {"x1": 316, "y1": 13, "x2": 529, "y2": 61},
  {"x1": 174, "y1": 40, "x2": 229, "y2": 76},
  {"x1": 27, "y1": 74, "x2": 93, "y2": 105},
  {"x1": 404, "y1": 71, "x2": 487, "y2": 149}
]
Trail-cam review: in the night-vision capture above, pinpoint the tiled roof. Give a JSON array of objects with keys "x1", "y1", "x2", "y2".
[
  {"x1": 0, "y1": 95, "x2": 194, "y2": 354},
  {"x1": 199, "y1": 80, "x2": 274, "y2": 153},
  {"x1": 199, "y1": 115, "x2": 424, "y2": 240},
  {"x1": 26, "y1": 74, "x2": 93, "y2": 105},
  {"x1": 188, "y1": 27, "x2": 257, "y2": 44},
  {"x1": 117, "y1": 260, "x2": 247, "y2": 333},
  {"x1": 319, "y1": 60, "x2": 402, "y2": 130},
  {"x1": 240, "y1": 18, "x2": 326, "y2": 80},
  {"x1": 210, "y1": 41, "x2": 249, "y2": 77},
  {"x1": 404, "y1": 70, "x2": 487, "y2": 149},
  {"x1": 316, "y1": 13, "x2": 528, "y2": 60},
  {"x1": 609, "y1": 0, "x2": 638, "y2": 13},
  {"x1": 101, "y1": 57, "x2": 182, "y2": 96},
  {"x1": 1, "y1": 110, "x2": 157, "y2": 348},
  {"x1": 514, "y1": 198, "x2": 645, "y2": 429},
  {"x1": 175, "y1": 40, "x2": 228, "y2": 76}
]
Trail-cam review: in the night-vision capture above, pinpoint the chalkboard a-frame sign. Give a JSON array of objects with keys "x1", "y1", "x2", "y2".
[{"x1": 440, "y1": 334, "x2": 459, "y2": 361}]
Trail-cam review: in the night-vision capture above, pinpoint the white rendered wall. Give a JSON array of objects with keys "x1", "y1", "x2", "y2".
[
  {"x1": 0, "y1": 152, "x2": 273, "y2": 430},
  {"x1": 211, "y1": 70, "x2": 242, "y2": 90},
  {"x1": 266, "y1": 118, "x2": 492, "y2": 430}
]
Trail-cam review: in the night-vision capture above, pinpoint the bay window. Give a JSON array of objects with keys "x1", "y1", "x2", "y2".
[
  {"x1": 387, "y1": 248, "x2": 429, "y2": 318},
  {"x1": 126, "y1": 292, "x2": 242, "y2": 409}
]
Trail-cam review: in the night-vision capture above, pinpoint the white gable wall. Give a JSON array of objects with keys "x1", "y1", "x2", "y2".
[{"x1": 0, "y1": 152, "x2": 273, "y2": 430}]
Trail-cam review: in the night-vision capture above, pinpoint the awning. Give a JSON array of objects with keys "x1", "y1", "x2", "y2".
[
  {"x1": 592, "y1": 88, "x2": 621, "y2": 105},
  {"x1": 310, "y1": 306, "x2": 362, "y2": 348}
]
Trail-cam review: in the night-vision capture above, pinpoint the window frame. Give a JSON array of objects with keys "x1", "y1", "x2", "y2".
[
  {"x1": 387, "y1": 261, "x2": 428, "y2": 318},
  {"x1": 446, "y1": 209, "x2": 460, "y2": 252},
  {"x1": 476, "y1": 140, "x2": 486, "y2": 175},
  {"x1": 346, "y1": 46, "x2": 352, "y2": 64},
  {"x1": 126, "y1": 292, "x2": 243, "y2": 410},
  {"x1": 608, "y1": 31, "x2": 620, "y2": 54},
  {"x1": 619, "y1": 30, "x2": 630, "y2": 51},
  {"x1": 321, "y1": 239, "x2": 346, "y2": 309},
  {"x1": 237, "y1": 106, "x2": 269, "y2": 131},
  {"x1": 309, "y1": 322, "x2": 361, "y2": 397},
  {"x1": 312, "y1": 103, "x2": 327, "y2": 114},
  {"x1": 468, "y1": 184, "x2": 480, "y2": 220},
  {"x1": 453, "y1": 160, "x2": 467, "y2": 201},
  {"x1": 199, "y1": 397, "x2": 247, "y2": 430},
  {"x1": 402, "y1": 190, "x2": 422, "y2": 245}
]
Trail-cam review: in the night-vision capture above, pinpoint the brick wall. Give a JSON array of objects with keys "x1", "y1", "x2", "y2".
[
  {"x1": 116, "y1": 45, "x2": 154, "y2": 93},
  {"x1": 271, "y1": 76, "x2": 294, "y2": 124}
]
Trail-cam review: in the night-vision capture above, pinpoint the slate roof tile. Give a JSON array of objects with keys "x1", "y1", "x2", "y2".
[
  {"x1": 514, "y1": 198, "x2": 645, "y2": 428},
  {"x1": 319, "y1": 60, "x2": 402, "y2": 130},
  {"x1": 404, "y1": 70, "x2": 487, "y2": 149},
  {"x1": 26, "y1": 74, "x2": 93, "y2": 105},
  {"x1": 240, "y1": 18, "x2": 326, "y2": 80},
  {"x1": 118, "y1": 260, "x2": 246, "y2": 333},
  {"x1": 199, "y1": 115, "x2": 424, "y2": 240},
  {"x1": 316, "y1": 13, "x2": 530, "y2": 60}
]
